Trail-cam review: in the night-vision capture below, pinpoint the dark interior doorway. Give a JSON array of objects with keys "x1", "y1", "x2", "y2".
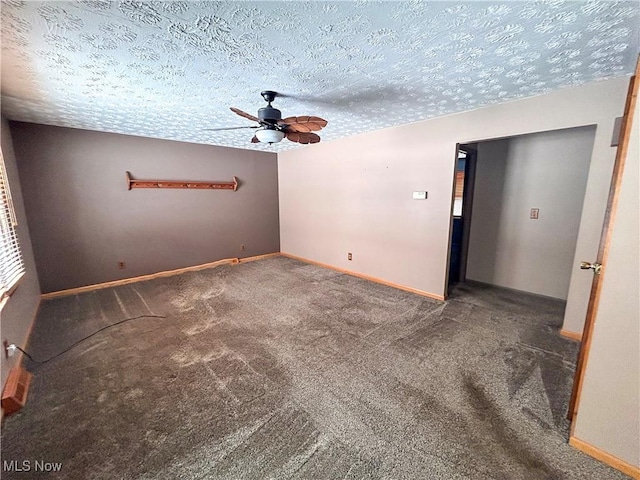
[{"x1": 448, "y1": 144, "x2": 477, "y2": 289}]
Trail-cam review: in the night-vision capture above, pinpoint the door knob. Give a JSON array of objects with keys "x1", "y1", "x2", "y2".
[{"x1": 580, "y1": 261, "x2": 602, "y2": 274}]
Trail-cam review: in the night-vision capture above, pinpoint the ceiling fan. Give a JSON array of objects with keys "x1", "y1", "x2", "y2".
[{"x1": 207, "y1": 91, "x2": 328, "y2": 145}]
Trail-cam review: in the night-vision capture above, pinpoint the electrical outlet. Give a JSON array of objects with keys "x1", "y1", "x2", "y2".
[
  {"x1": 348, "y1": 253, "x2": 352, "y2": 261},
  {"x1": 530, "y1": 208, "x2": 539, "y2": 220},
  {"x1": 118, "y1": 261, "x2": 126, "y2": 269},
  {"x1": 241, "y1": 244, "x2": 246, "y2": 251},
  {"x1": 3, "y1": 341, "x2": 16, "y2": 359}
]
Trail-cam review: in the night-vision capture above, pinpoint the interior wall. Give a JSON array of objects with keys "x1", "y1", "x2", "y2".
[
  {"x1": 0, "y1": 118, "x2": 41, "y2": 388},
  {"x1": 10, "y1": 122, "x2": 280, "y2": 293},
  {"x1": 279, "y1": 77, "x2": 628, "y2": 327},
  {"x1": 466, "y1": 127, "x2": 596, "y2": 300},
  {"x1": 572, "y1": 91, "x2": 640, "y2": 470}
]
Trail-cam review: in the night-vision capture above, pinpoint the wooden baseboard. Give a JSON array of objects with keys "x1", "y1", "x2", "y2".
[
  {"x1": 237, "y1": 252, "x2": 281, "y2": 264},
  {"x1": 560, "y1": 329, "x2": 583, "y2": 342},
  {"x1": 16, "y1": 299, "x2": 41, "y2": 369},
  {"x1": 281, "y1": 253, "x2": 445, "y2": 301},
  {"x1": 569, "y1": 436, "x2": 640, "y2": 479},
  {"x1": 41, "y1": 253, "x2": 279, "y2": 299}
]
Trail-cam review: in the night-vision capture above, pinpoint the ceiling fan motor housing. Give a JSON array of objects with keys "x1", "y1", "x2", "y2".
[{"x1": 258, "y1": 105, "x2": 282, "y2": 123}]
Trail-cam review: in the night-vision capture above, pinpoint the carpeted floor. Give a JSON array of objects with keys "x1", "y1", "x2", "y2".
[{"x1": 0, "y1": 256, "x2": 630, "y2": 479}]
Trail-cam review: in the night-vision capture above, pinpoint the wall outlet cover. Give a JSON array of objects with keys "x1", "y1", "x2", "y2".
[{"x1": 412, "y1": 191, "x2": 427, "y2": 200}]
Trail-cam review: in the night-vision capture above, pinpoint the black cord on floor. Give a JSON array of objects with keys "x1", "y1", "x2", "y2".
[{"x1": 15, "y1": 314, "x2": 166, "y2": 364}]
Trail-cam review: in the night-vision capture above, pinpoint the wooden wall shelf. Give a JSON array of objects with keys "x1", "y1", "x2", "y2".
[{"x1": 126, "y1": 172, "x2": 238, "y2": 191}]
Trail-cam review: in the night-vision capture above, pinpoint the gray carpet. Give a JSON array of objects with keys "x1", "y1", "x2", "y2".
[{"x1": 1, "y1": 256, "x2": 630, "y2": 479}]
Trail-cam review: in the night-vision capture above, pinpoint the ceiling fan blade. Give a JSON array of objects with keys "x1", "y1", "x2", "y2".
[
  {"x1": 281, "y1": 116, "x2": 328, "y2": 132},
  {"x1": 284, "y1": 123, "x2": 312, "y2": 133},
  {"x1": 230, "y1": 107, "x2": 260, "y2": 123},
  {"x1": 285, "y1": 132, "x2": 321, "y2": 144},
  {"x1": 251, "y1": 136, "x2": 260, "y2": 143},
  {"x1": 205, "y1": 126, "x2": 259, "y2": 132}
]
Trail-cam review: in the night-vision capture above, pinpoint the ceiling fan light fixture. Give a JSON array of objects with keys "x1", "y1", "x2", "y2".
[{"x1": 255, "y1": 127, "x2": 285, "y2": 144}]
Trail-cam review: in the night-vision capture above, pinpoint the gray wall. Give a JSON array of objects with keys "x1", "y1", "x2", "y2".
[
  {"x1": 466, "y1": 127, "x2": 596, "y2": 300},
  {"x1": 277, "y1": 77, "x2": 631, "y2": 470},
  {"x1": 0, "y1": 118, "x2": 41, "y2": 388},
  {"x1": 279, "y1": 78, "x2": 625, "y2": 306},
  {"x1": 10, "y1": 122, "x2": 279, "y2": 293}
]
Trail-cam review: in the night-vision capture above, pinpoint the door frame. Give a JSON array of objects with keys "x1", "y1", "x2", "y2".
[
  {"x1": 458, "y1": 145, "x2": 477, "y2": 284},
  {"x1": 445, "y1": 144, "x2": 477, "y2": 294},
  {"x1": 568, "y1": 64, "x2": 639, "y2": 424}
]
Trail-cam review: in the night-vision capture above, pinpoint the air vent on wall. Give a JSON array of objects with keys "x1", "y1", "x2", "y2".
[{"x1": 2, "y1": 366, "x2": 32, "y2": 415}]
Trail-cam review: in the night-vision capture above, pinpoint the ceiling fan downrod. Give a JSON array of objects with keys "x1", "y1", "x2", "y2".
[{"x1": 261, "y1": 90, "x2": 277, "y2": 106}]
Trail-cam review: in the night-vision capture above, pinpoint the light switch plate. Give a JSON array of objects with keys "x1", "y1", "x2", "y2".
[
  {"x1": 412, "y1": 191, "x2": 427, "y2": 200},
  {"x1": 611, "y1": 116, "x2": 622, "y2": 147},
  {"x1": 530, "y1": 208, "x2": 539, "y2": 219}
]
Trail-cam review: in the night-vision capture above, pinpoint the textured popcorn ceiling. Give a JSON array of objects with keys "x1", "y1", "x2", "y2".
[{"x1": 1, "y1": 1, "x2": 639, "y2": 152}]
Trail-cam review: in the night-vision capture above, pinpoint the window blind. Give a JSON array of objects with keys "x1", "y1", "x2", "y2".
[{"x1": 0, "y1": 152, "x2": 25, "y2": 301}]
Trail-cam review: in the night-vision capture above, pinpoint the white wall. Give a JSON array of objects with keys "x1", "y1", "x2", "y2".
[
  {"x1": 466, "y1": 127, "x2": 596, "y2": 300},
  {"x1": 279, "y1": 77, "x2": 628, "y2": 331},
  {"x1": 572, "y1": 89, "x2": 640, "y2": 469}
]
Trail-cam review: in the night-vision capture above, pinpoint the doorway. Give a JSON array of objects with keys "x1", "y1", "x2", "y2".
[
  {"x1": 448, "y1": 144, "x2": 476, "y2": 287},
  {"x1": 447, "y1": 127, "x2": 597, "y2": 300}
]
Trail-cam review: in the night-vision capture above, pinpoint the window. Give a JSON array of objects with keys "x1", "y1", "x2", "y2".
[
  {"x1": 0, "y1": 151, "x2": 25, "y2": 303},
  {"x1": 453, "y1": 151, "x2": 466, "y2": 217}
]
